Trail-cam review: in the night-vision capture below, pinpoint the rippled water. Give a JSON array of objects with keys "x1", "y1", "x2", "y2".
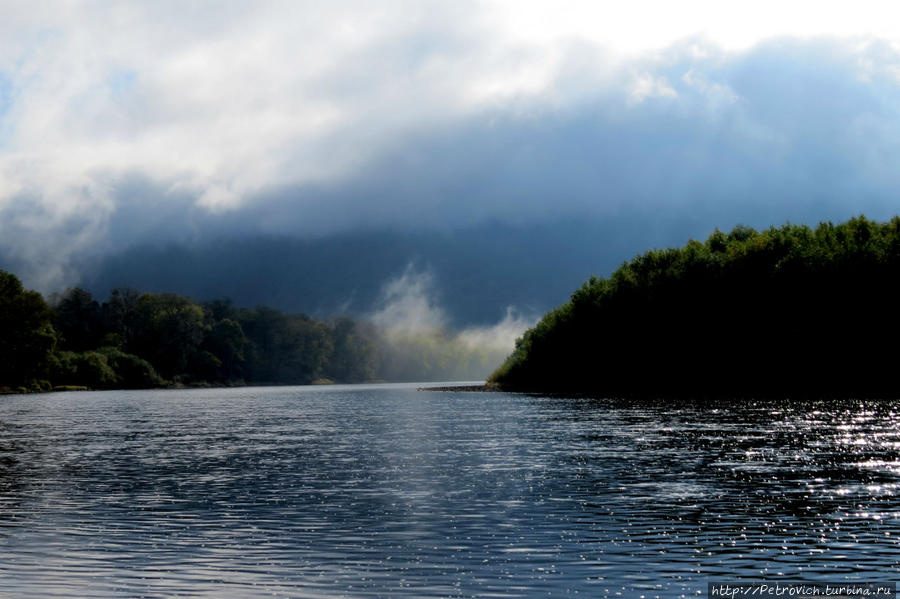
[{"x1": 0, "y1": 384, "x2": 898, "y2": 597}]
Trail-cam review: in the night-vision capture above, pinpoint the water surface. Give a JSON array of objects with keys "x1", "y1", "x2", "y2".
[{"x1": 0, "y1": 384, "x2": 898, "y2": 597}]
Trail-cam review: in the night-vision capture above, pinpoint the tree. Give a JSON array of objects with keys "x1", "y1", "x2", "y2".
[
  {"x1": 489, "y1": 217, "x2": 900, "y2": 397},
  {"x1": 327, "y1": 318, "x2": 377, "y2": 382},
  {"x1": 53, "y1": 287, "x2": 103, "y2": 351},
  {"x1": 128, "y1": 293, "x2": 206, "y2": 380},
  {"x1": 101, "y1": 287, "x2": 141, "y2": 348},
  {"x1": 238, "y1": 307, "x2": 333, "y2": 383},
  {"x1": 0, "y1": 271, "x2": 57, "y2": 388},
  {"x1": 203, "y1": 318, "x2": 247, "y2": 380}
]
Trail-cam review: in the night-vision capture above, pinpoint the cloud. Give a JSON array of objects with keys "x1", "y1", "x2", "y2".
[
  {"x1": 244, "y1": 36, "x2": 900, "y2": 234},
  {"x1": 3, "y1": 4, "x2": 900, "y2": 293}
]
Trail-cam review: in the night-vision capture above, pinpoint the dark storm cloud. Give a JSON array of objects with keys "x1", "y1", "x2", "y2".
[{"x1": 210, "y1": 37, "x2": 900, "y2": 241}]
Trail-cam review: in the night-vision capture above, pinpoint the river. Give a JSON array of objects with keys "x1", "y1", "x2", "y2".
[{"x1": 0, "y1": 383, "x2": 897, "y2": 597}]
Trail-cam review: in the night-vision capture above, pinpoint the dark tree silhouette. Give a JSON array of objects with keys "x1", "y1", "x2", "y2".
[
  {"x1": 490, "y1": 216, "x2": 900, "y2": 398},
  {"x1": 0, "y1": 271, "x2": 56, "y2": 389}
]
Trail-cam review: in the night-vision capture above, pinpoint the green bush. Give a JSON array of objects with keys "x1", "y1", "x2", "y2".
[
  {"x1": 31, "y1": 380, "x2": 52, "y2": 392},
  {"x1": 97, "y1": 347, "x2": 165, "y2": 389},
  {"x1": 52, "y1": 351, "x2": 117, "y2": 388}
]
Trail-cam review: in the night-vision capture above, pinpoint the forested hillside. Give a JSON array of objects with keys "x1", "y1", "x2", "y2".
[{"x1": 490, "y1": 216, "x2": 900, "y2": 398}]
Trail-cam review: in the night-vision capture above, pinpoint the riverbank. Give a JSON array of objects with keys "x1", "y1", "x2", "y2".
[
  {"x1": 418, "y1": 384, "x2": 500, "y2": 392},
  {"x1": 4, "y1": 380, "x2": 482, "y2": 396}
]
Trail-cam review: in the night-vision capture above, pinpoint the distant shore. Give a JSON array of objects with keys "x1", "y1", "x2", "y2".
[
  {"x1": 2, "y1": 382, "x2": 503, "y2": 396},
  {"x1": 418, "y1": 384, "x2": 500, "y2": 392}
]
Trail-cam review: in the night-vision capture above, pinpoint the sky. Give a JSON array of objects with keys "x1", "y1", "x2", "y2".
[{"x1": 4, "y1": 1, "x2": 900, "y2": 298}]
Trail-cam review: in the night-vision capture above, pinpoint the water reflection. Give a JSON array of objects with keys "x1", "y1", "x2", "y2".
[
  {"x1": 533, "y1": 396, "x2": 900, "y2": 591},
  {"x1": 0, "y1": 386, "x2": 897, "y2": 598}
]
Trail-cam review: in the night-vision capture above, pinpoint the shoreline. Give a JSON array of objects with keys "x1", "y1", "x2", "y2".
[
  {"x1": 3, "y1": 381, "x2": 498, "y2": 396},
  {"x1": 417, "y1": 384, "x2": 500, "y2": 392}
]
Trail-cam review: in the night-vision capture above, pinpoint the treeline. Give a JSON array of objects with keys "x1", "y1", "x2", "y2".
[
  {"x1": 0, "y1": 273, "x2": 379, "y2": 391},
  {"x1": 0, "y1": 270, "x2": 503, "y2": 393},
  {"x1": 490, "y1": 216, "x2": 900, "y2": 398}
]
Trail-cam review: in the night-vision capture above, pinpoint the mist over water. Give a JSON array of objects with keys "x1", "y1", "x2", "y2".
[{"x1": 370, "y1": 266, "x2": 535, "y2": 381}]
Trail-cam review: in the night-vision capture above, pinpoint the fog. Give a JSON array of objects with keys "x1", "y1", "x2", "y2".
[{"x1": 370, "y1": 266, "x2": 535, "y2": 381}]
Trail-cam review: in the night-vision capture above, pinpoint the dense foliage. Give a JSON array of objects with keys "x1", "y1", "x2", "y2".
[
  {"x1": 490, "y1": 216, "x2": 900, "y2": 397},
  {"x1": 0, "y1": 271, "x2": 501, "y2": 392},
  {"x1": 0, "y1": 278, "x2": 380, "y2": 391},
  {"x1": 0, "y1": 271, "x2": 57, "y2": 389}
]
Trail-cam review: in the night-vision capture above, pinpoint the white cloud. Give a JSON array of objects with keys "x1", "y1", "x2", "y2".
[
  {"x1": 629, "y1": 74, "x2": 678, "y2": 103},
  {"x1": 0, "y1": 2, "x2": 508, "y2": 217},
  {"x1": 487, "y1": 0, "x2": 900, "y2": 54}
]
